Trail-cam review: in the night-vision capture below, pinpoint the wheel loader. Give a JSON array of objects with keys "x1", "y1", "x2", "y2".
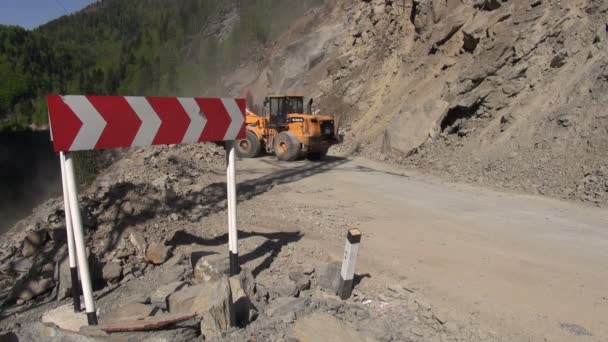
[{"x1": 236, "y1": 95, "x2": 340, "y2": 161}]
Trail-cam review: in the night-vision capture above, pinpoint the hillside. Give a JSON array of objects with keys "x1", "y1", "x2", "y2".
[
  {"x1": 225, "y1": 0, "x2": 608, "y2": 206},
  {"x1": 2, "y1": 0, "x2": 607, "y2": 203},
  {"x1": 0, "y1": 0, "x2": 324, "y2": 130}
]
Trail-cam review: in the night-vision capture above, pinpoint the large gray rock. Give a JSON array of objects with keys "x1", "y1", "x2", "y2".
[
  {"x1": 150, "y1": 281, "x2": 188, "y2": 310},
  {"x1": 101, "y1": 261, "x2": 122, "y2": 284},
  {"x1": 276, "y1": 279, "x2": 299, "y2": 298},
  {"x1": 167, "y1": 277, "x2": 235, "y2": 338},
  {"x1": 200, "y1": 277, "x2": 234, "y2": 339},
  {"x1": 55, "y1": 256, "x2": 71, "y2": 301},
  {"x1": 383, "y1": 99, "x2": 450, "y2": 157},
  {"x1": 193, "y1": 254, "x2": 230, "y2": 284},
  {"x1": 289, "y1": 271, "x2": 311, "y2": 292},
  {"x1": 265, "y1": 297, "x2": 309, "y2": 318},
  {"x1": 103, "y1": 303, "x2": 155, "y2": 322},
  {"x1": 129, "y1": 230, "x2": 147, "y2": 255},
  {"x1": 229, "y1": 274, "x2": 256, "y2": 327},
  {"x1": 42, "y1": 304, "x2": 88, "y2": 332},
  {"x1": 317, "y1": 262, "x2": 342, "y2": 294},
  {"x1": 22, "y1": 230, "x2": 47, "y2": 257},
  {"x1": 145, "y1": 242, "x2": 171, "y2": 265},
  {"x1": 289, "y1": 312, "x2": 377, "y2": 342},
  {"x1": 159, "y1": 264, "x2": 186, "y2": 284},
  {"x1": 238, "y1": 266, "x2": 256, "y2": 299},
  {"x1": 21, "y1": 322, "x2": 106, "y2": 341},
  {"x1": 12, "y1": 277, "x2": 55, "y2": 301}
]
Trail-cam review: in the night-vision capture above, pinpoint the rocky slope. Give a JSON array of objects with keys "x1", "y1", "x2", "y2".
[
  {"x1": 228, "y1": 0, "x2": 608, "y2": 206},
  {"x1": 0, "y1": 144, "x2": 501, "y2": 341}
]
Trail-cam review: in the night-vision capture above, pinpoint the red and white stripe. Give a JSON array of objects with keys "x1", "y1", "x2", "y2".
[{"x1": 47, "y1": 95, "x2": 246, "y2": 152}]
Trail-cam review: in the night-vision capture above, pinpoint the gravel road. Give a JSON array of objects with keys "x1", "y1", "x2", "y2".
[{"x1": 237, "y1": 155, "x2": 608, "y2": 342}]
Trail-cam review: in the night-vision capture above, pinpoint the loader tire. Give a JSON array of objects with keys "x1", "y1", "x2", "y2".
[
  {"x1": 236, "y1": 131, "x2": 262, "y2": 158},
  {"x1": 274, "y1": 132, "x2": 300, "y2": 161}
]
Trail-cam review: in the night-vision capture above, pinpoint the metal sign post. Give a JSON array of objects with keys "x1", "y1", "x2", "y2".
[
  {"x1": 338, "y1": 228, "x2": 362, "y2": 299},
  {"x1": 226, "y1": 141, "x2": 239, "y2": 275},
  {"x1": 59, "y1": 152, "x2": 82, "y2": 313},
  {"x1": 63, "y1": 152, "x2": 98, "y2": 325}
]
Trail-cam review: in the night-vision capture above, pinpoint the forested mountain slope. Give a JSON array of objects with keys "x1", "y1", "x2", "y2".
[{"x1": 0, "y1": 0, "x2": 324, "y2": 129}]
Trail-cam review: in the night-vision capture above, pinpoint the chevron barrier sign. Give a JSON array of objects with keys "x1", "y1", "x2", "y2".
[
  {"x1": 47, "y1": 95, "x2": 246, "y2": 152},
  {"x1": 48, "y1": 94, "x2": 245, "y2": 326}
]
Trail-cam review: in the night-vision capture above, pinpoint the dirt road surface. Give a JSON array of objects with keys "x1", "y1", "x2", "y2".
[{"x1": 237, "y1": 155, "x2": 608, "y2": 342}]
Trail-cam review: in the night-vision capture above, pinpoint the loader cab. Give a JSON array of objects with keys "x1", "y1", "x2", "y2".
[{"x1": 265, "y1": 95, "x2": 304, "y2": 127}]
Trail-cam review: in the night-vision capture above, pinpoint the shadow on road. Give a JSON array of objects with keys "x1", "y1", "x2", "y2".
[{"x1": 168, "y1": 229, "x2": 303, "y2": 277}]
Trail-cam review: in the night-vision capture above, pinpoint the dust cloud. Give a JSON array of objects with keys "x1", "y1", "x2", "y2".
[{"x1": 0, "y1": 130, "x2": 61, "y2": 234}]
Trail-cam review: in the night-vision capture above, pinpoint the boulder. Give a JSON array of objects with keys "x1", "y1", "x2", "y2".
[
  {"x1": 47, "y1": 227, "x2": 67, "y2": 242},
  {"x1": 384, "y1": 100, "x2": 450, "y2": 156},
  {"x1": 167, "y1": 277, "x2": 234, "y2": 338},
  {"x1": 276, "y1": 279, "x2": 299, "y2": 298},
  {"x1": 12, "y1": 277, "x2": 55, "y2": 301},
  {"x1": 193, "y1": 254, "x2": 230, "y2": 284},
  {"x1": 21, "y1": 322, "x2": 108, "y2": 341},
  {"x1": 103, "y1": 303, "x2": 155, "y2": 322},
  {"x1": 42, "y1": 304, "x2": 88, "y2": 332},
  {"x1": 145, "y1": 242, "x2": 171, "y2": 265},
  {"x1": 229, "y1": 275, "x2": 256, "y2": 327},
  {"x1": 289, "y1": 312, "x2": 377, "y2": 342},
  {"x1": 317, "y1": 262, "x2": 342, "y2": 294},
  {"x1": 101, "y1": 262, "x2": 122, "y2": 284},
  {"x1": 159, "y1": 265, "x2": 186, "y2": 284},
  {"x1": 55, "y1": 256, "x2": 72, "y2": 301},
  {"x1": 5, "y1": 257, "x2": 33, "y2": 273},
  {"x1": 289, "y1": 271, "x2": 311, "y2": 292},
  {"x1": 150, "y1": 281, "x2": 189, "y2": 310},
  {"x1": 265, "y1": 297, "x2": 309, "y2": 318},
  {"x1": 129, "y1": 230, "x2": 147, "y2": 255},
  {"x1": 238, "y1": 266, "x2": 256, "y2": 299},
  {"x1": 22, "y1": 230, "x2": 47, "y2": 257},
  {"x1": 164, "y1": 252, "x2": 184, "y2": 268}
]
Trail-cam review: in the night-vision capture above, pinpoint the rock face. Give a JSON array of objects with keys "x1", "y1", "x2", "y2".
[
  {"x1": 167, "y1": 276, "x2": 234, "y2": 338},
  {"x1": 145, "y1": 242, "x2": 171, "y2": 265},
  {"x1": 193, "y1": 254, "x2": 230, "y2": 284}
]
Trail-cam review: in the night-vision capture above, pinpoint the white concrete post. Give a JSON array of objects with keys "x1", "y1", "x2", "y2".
[
  {"x1": 226, "y1": 141, "x2": 239, "y2": 275},
  {"x1": 59, "y1": 152, "x2": 81, "y2": 312},
  {"x1": 64, "y1": 153, "x2": 98, "y2": 325},
  {"x1": 338, "y1": 228, "x2": 362, "y2": 299}
]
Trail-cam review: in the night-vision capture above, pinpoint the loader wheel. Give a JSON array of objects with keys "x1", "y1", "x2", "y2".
[
  {"x1": 307, "y1": 148, "x2": 328, "y2": 161},
  {"x1": 236, "y1": 131, "x2": 262, "y2": 158},
  {"x1": 274, "y1": 132, "x2": 300, "y2": 161}
]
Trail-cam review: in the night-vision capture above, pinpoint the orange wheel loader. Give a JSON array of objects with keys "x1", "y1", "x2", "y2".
[{"x1": 236, "y1": 95, "x2": 340, "y2": 161}]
